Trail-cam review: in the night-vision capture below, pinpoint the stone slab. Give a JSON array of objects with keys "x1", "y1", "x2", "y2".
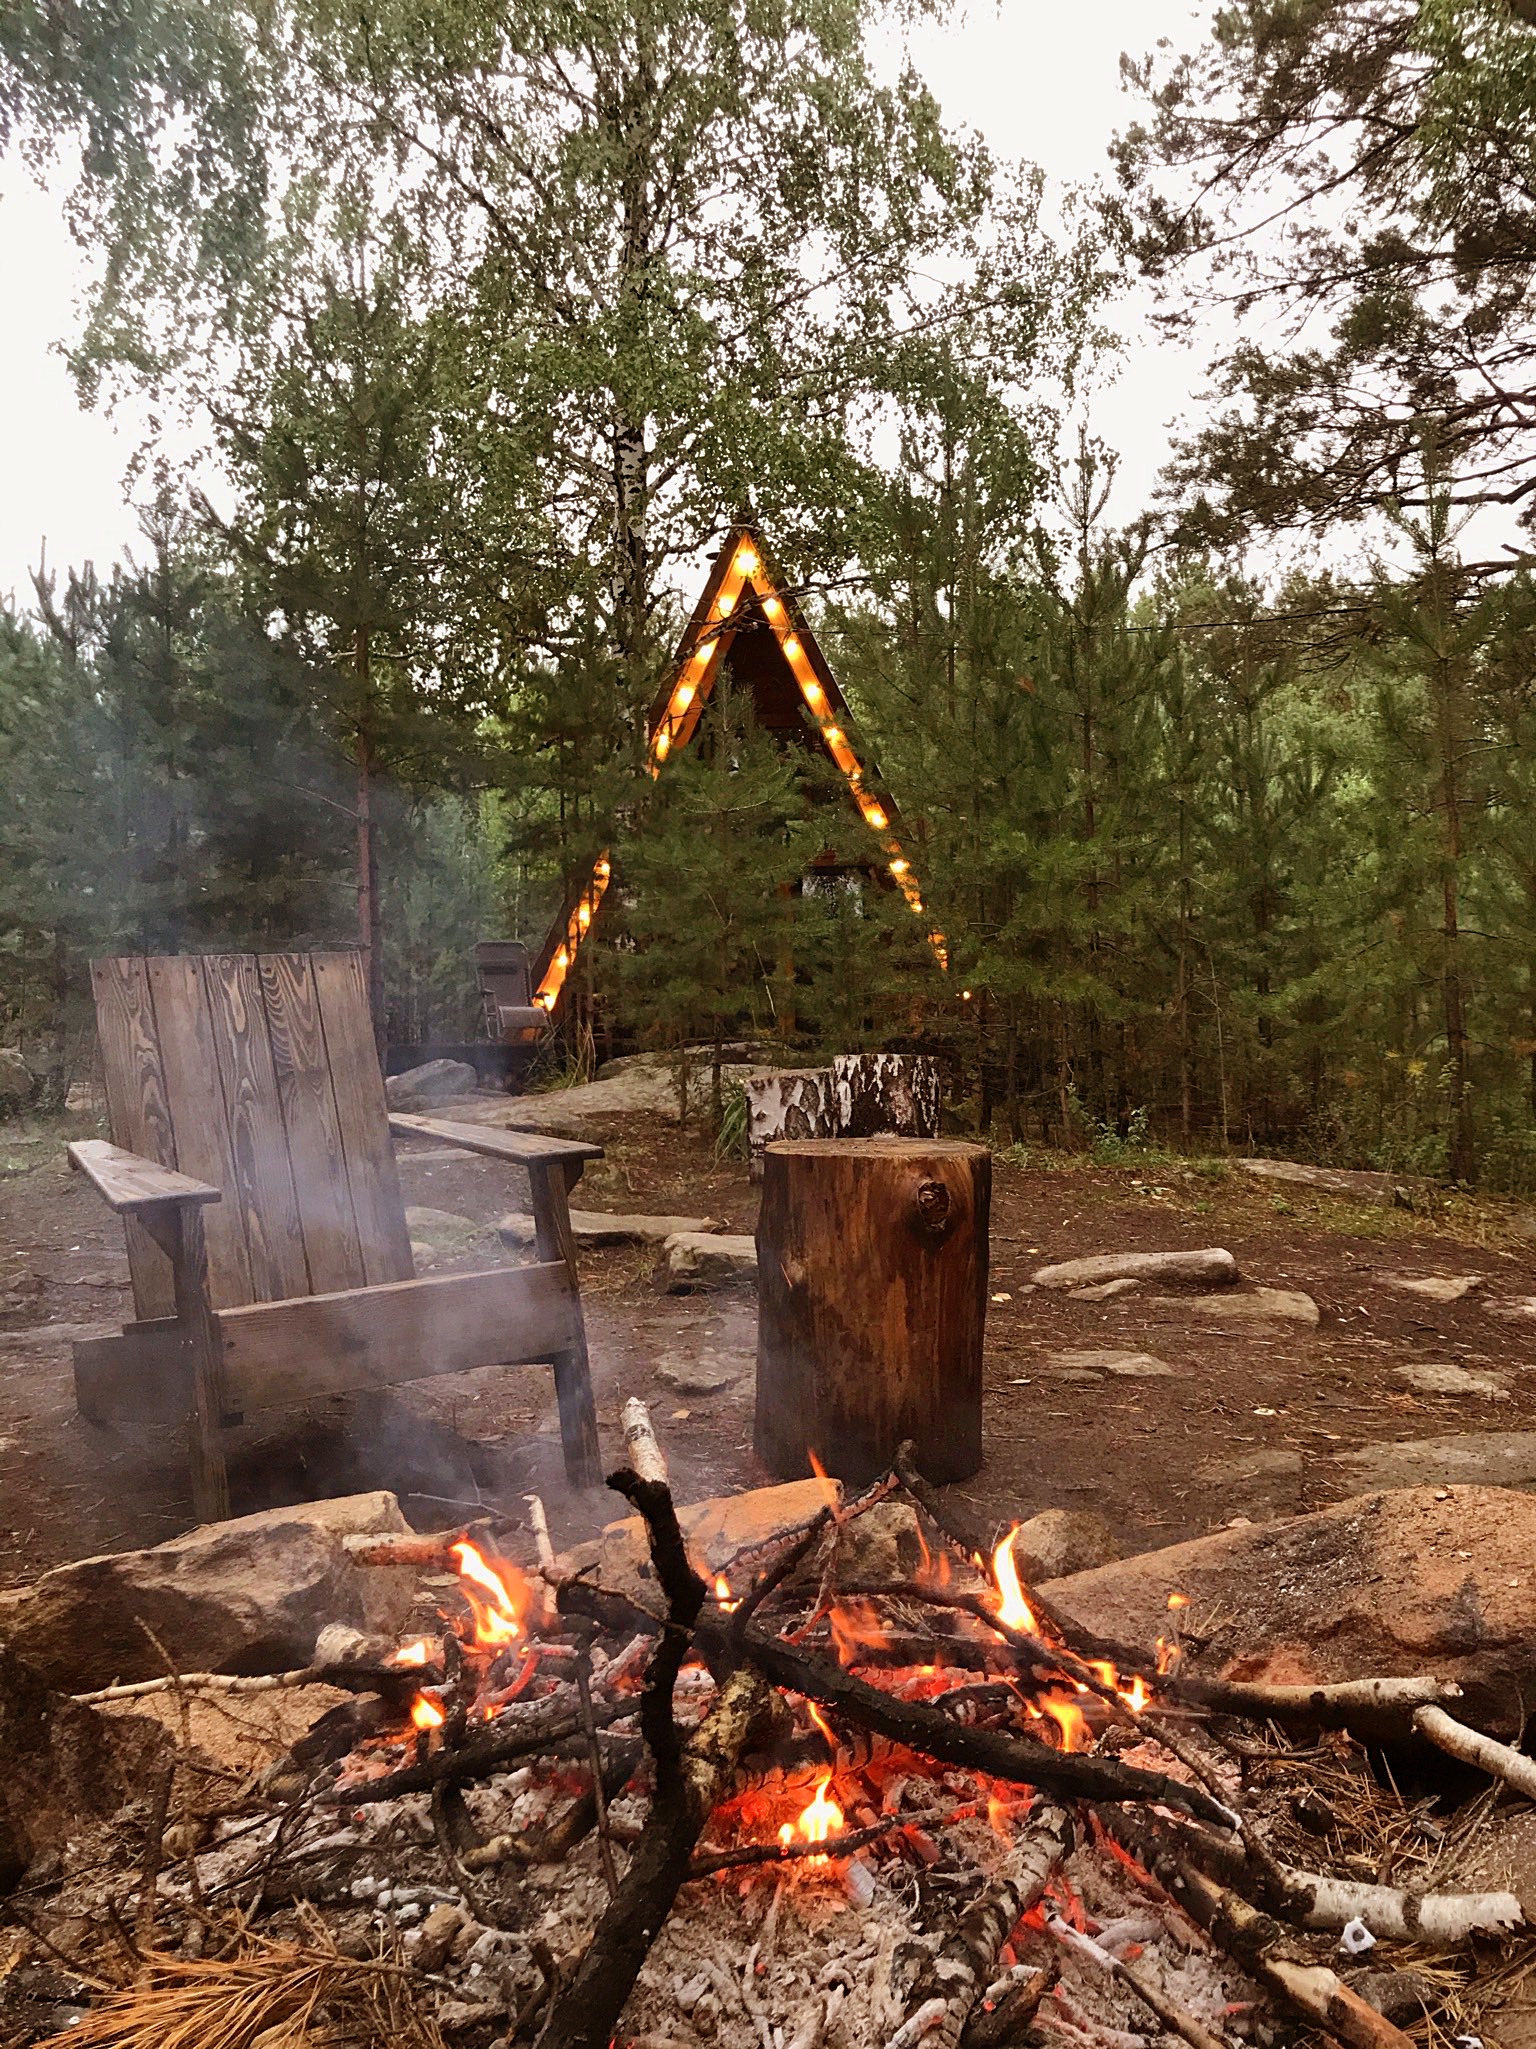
[
  {"x1": 1153, "y1": 1286, "x2": 1319, "y2": 1326},
  {"x1": 499, "y1": 1209, "x2": 723, "y2": 1248},
  {"x1": 1033, "y1": 1247, "x2": 1238, "y2": 1291},
  {"x1": 1334, "y1": 1431, "x2": 1536, "y2": 1495}
]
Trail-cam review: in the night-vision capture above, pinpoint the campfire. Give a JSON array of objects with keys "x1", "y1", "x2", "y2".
[{"x1": 7, "y1": 1404, "x2": 1535, "y2": 2049}]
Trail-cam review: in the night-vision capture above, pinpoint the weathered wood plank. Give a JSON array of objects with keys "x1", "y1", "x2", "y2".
[
  {"x1": 91, "y1": 956, "x2": 178, "y2": 1319},
  {"x1": 256, "y1": 952, "x2": 368, "y2": 1295},
  {"x1": 146, "y1": 954, "x2": 256, "y2": 1310},
  {"x1": 526, "y1": 1157, "x2": 602, "y2": 1488},
  {"x1": 310, "y1": 952, "x2": 413, "y2": 1285},
  {"x1": 200, "y1": 954, "x2": 311, "y2": 1302},
  {"x1": 68, "y1": 1139, "x2": 220, "y2": 1214},
  {"x1": 389, "y1": 1113, "x2": 602, "y2": 1169},
  {"x1": 217, "y1": 1262, "x2": 577, "y2": 1411},
  {"x1": 73, "y1": 1321, "x2": 189, "y2": 1427}
]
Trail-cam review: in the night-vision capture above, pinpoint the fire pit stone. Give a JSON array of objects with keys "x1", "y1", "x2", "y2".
[{"x1": 0, "y1": 1490, "x2": 415, "y2": 1694}]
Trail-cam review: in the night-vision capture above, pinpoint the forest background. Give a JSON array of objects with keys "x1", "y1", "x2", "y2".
[{"x1": 6, "y1": 0, "x2": 1536, "y2": 1191}]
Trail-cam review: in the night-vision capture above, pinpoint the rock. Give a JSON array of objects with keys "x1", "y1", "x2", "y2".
[
  {"x1": 498, "y1": 1209, "x2": 724, "y2": 1248},
  {"x1": 1041, "y1": 1485, "x2": 1536, "y2": 1719},
  {"x1": 1032, "y1": 1248, "x2": 1239, "y2": 1291},
  {"x1": 836, "y1": 1500, "x2": 928, "y2": 1585},
  {"x1": 0, "y1": 1492, "x2": 414, "y2": 1694},
  {"x1": 385, "y1": 1059, "x2": 478, "y2": 1111},
  {"x1": 1488, "y1": 1297, "x2": 1536, "y2": 1323},
  {"x1": 0, "y1": 1645, "x2": 172, "y2": 1891},
  {"x1": 1196, "y1": 1448, "x2": 1305, "y2": 1488},
  {"x1": 1011, "y1": 1509, "x2": 1120, "y2": 1582},
  {"x1": 654, "y1": 1231, "x2": 757, "y2": 1293},
  {"x1": 1394, "y1": 1362, "x2": 1507, "y2": 1398},
  {"x1": 0, "y1": 1048, "x2": 36, "y2": 1111},
  {"x1": 64, "y1": 1081, "x2": 96, "y2": 1115},
  {"x1": 1333, "y1": 1431, "x2": 1536, "y2": 1495},
  {"x1": 1069, "y1": 1278, "x2": 1141, "y2": 1302},
  {"x1": 1153, "y1": 1286, "x2": 1319, "y2": 1325},
  {"x1": 1048, "y1": 1347, "x2": 1178, "y2": 1379},
  {"x1": 404, "y1": 1206, "x2": 501, "y2": 1265},
  {"x1": 414, "y1": 1902, "x2": 467, "y2": 1974},
  {"x1": 655, "y1": 1354, "x2": 745, "y2": 1396},
  {"x1": 554, "y1": 1478, "x2": 835, "y2": 1606},
  {"x1": 1235, "y1": 1157, "x2": 1421, "y2": 1205},
  {"x1": 1381, "y1": 1273, "x2": 1484, "y2": 1303}
]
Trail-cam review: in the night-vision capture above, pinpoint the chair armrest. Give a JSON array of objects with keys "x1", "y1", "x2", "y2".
[
  {"x1": 388, "y1": 1113, "x2": 602, "y2": 1168},
  {"x1": 68, "y1": 1139, "x2": 222, "y2": 1214}
]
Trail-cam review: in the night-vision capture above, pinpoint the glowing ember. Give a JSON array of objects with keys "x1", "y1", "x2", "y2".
[
  {"x1": 1167, "y1": 1590, "x2": 1190, "y2": 1610},
  {"x1": 826, "y1": 1599, "x2": 889, "y2": 1665},
  {"x1": 451, "y1": 1540, "x2": 522, "y2": 1647},
  {"x1": 779, "y1": 1772, "x2": 844, "y2": 1861},
  {"x1": 991, "y1": 1526, "x2": 1037, "y2": 1634},
  {"x1": 1121, "y1": 1674, "x2": 1151, "y2": 1713},
  {"x1": 410, "y1": 1692, "x2": 445, "y2": 1732},
  {"x1": 714, "y1": 1574, "x2": 739, "y2": 1614},
  {"x1": 390, "y1": 1639, "x2": 431, "y2": 1667}
]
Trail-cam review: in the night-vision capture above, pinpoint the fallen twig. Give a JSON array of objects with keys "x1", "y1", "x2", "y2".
[{"x1": 1413, "y1": 1702, "x2": 1536, "y2": 1800}]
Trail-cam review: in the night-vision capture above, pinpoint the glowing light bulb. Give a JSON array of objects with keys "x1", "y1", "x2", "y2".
[
  {"x1": 803, "y1": 679, "x2": 824, "y2": 707},
  {"x1": 691, "y1": 645, "x2": 709, "y2": 666},
  {"x1": 736, "y1": 546, "x2": 759, "y2": 574},
  {"x1": 578, "y1": 902, "x2": 591, "y2": 928},
  {"x1": 784, "y1": 635, "x2": 802, "y2": 660},
  {"x1": 673, "y1": 680, "x2": 695, "y2": 711},
  {"x1": 654, "y1": 729, "x2": 671, "y2": 760},
  {"x1": 863, "y1": 804, "x2": 888, "y2": 830},
  {"x1": 555, "y1": 948, "x2": 569, "y2": 969},
  {"x1": 889, "y1": 858, "x2": 909, "y2": 875},
  {"x1": 763, "y1": 596, "x2": 782, "y2": 619},
  {"x1": 596, "y1": 858, "x2": 611, "y2": 878},
  {"x1": 823, "y1": 726, "x2": 844, "y2": 748},
  {"x1": 717, "y1": 589, "x2": 736, "y2": 616}
]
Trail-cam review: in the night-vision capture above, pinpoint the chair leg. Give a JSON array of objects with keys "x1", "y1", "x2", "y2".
[
  {"x1": 528, "y1": 1159, "x2": 603, "y2": 1489},
  {"x1": 146, "y1": 1202, "x2": 231, "y2": 1522}
]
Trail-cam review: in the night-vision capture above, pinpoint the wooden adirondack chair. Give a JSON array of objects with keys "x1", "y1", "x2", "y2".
[{"x1": 68, "y1": 951, "x2": 603, "y2": 1521}]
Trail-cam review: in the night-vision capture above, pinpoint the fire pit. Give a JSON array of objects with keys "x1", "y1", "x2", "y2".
[{"x1": 4, "y1": 1403, "x2": 1533, "y2": 2049}]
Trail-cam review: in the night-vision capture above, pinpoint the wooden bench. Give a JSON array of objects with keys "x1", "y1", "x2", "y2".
[{"x1": 70, "y1": 951, "x2": 603, "y2": 1519}]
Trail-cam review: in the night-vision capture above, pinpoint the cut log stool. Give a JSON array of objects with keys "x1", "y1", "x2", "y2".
[{"x1": 755, "y1": 1137, "x2": 990, "y2": 1485}]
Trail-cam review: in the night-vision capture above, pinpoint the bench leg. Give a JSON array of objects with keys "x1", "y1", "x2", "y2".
[{"x1": 528, "y1": 1159, "x2": 603, "y2": 1488}]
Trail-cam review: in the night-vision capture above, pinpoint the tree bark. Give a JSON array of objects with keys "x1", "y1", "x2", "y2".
[{"x1": 754, "y1": 1137, "x2": 990, "y2": 1484}]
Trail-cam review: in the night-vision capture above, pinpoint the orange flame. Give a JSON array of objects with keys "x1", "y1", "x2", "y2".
[
  {"x1": 713, "y1": 1574, "x2": 739, "y2": 1615},
  {"x1": 806, "y1": 1701, "x2": 837, "y2": 1752},
  {"x1": 779, "y1": 1772, "x2": 844, "y2": 1862},
  {"x1": 390, "y1": 1639, "x2": 431, "y2": 1667},
  {"x1": 1167, "y1": 1590, "x2": 1190, "y2": 1610},
  {"x1": 1120, "y1": 1674, "x2": 1151, "y2": 1713},
  {"x1": 451, "y1": 1540, "x2": 522, "y2": 1647},
  {"x1": 410, "y1": 1692, "x2": 445, "y2": 1732},
  {"x1": 1040, "y1": 1697, "x2": 1090, "y2": 1751},
  {"x1": 992, "y1": 1527, "x2": 1038, "y2": 1634},
  {"x1": 827, "y1": 1599, "x2": 889, "y2": 1665},
  {"x1": 807, "y1": 1450, "x2": 841, "y2": 1519},
  {"x1": 987, "y1": 1793, "x2": 1015, "y2": 1840}
]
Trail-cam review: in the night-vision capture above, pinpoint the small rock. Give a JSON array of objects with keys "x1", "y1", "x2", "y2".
[
  {"x1": 1395, "y1": 1362, "x2": 1507, "y2": 1399},
  {"x1": 1382, "y1": 1274, "x2": 1484, "y2": 1303},
  {"x1": 1033, "y1": 1248, "x2": 1238, "y2": 1291},
  {"x1": 385, "y1": 1059, "x2": 478, "y2": 1111},
  {"x1": 654, "y1": 1232, "x2": 757, "y2": 1294},
  {"x1": 1069, "y1": 1278, "x2": 1141, "y2": 1301},
  {"x1": 64, "y1": 1081, "x2": 96, "y2": 1115},
  {"x1": 1048, "y1": 1348, "x2": 1178, "y2": 1379},
  {"x1": 1488, "y1": 1297, "x2": 1536, "y2": 1323},
  {"x1": 552, "y1": 1477, "x2": 835, "y2": 1606},
  {"x1": 836, "y1": 1501, "x2": 927, "y2": 1585},
  {"x1": 404, "y1": 1207, "x2": 501, "y2": 1265},
  {"x1": 1197, "y1": 1448, "x2": 1305, "y2": 1486},
  {"x1": 1154, "y1": 1286, "x2": 1319, "y2": 1326},
  {"x1": 499, "y1": 1209, "x2": 725, "y2": 1248},
  {"x1": 655, "y1": 1355, "x2": 744, "y2": 1396}
]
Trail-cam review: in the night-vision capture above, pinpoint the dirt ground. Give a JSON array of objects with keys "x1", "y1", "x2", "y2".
[{"x1": 4, "y1": 1105, "x2": 1536, "y2": 1585}]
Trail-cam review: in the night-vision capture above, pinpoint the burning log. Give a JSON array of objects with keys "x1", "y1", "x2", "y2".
[
  {"x1": 885, "y1": 1801, "x2": 1073, "y2": 2049},
  {"x1": 539, "y1": 1664, "x2": 774, "y2": 2049},
  {"x1": 1413, "y1": 1701, "x2": 1536, "y2": 1799}
]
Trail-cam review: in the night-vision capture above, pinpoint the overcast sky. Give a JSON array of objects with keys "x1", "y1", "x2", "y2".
[{"x1": 0, "y1": 0, "x2": 1213, "y2": 605}]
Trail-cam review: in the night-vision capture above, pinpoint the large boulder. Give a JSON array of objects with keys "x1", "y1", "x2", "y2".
[
  {"x1": 385, "y1": 1058, "x2": 478, "y2": 1111},
  {"x1": 0, "y1": 1048, "x2": 36, "y2": 1112},
  {"x1": 554, "y1": 1477, "x2": 834, "y2": 1606},
  {"x1": 0, "y1": 1492, "x2": 414, "y2": 1694},
  {"x1": 405, "y1": 1205, "x2": 501, "y2": 1265},
  {"x1": 1236, "y1": 1157, "x2": 1422, "y2": 1205},
  {"x1": 1032, "y1": 1247, "x2": 1238, "y2": 1291},
  {"x1": 1041, "y1": 1485, "x2": 1536, "y2": 1725}
]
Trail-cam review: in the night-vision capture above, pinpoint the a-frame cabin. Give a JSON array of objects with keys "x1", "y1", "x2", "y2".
[{"x1": 529, "y1": 525, "x2": 938, "y2": 1018}]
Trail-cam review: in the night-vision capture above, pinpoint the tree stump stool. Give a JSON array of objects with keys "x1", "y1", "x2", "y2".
[{"x1": 754, "y1": 1137, "x2": 990, "y2": 1485}]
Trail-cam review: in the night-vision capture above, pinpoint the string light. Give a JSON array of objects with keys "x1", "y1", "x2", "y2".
[
  {"x1": 736, "y1": 545, "x2": 759, "y2": 574},
  {"x1": 717, "y1": 589, "x2": 736, "y2": 616}
]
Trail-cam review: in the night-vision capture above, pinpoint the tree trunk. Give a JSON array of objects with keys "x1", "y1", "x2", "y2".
[
  {"x1": 743, "y1": 1068, "x2": 837, "y2": 1180},
  {"x1": 355, "y1": 708, "x2": 384, "y2": 1052},
  {"x1": 832, "y1": 1053, "x2": 940, "y2": 1140},
  {"x1": 754, "y1": 1137, "x2": 990, "y2": 1485}
]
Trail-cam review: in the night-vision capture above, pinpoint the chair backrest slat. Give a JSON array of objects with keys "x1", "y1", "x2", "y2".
[{"x1": 93, "y1": 950, "x2": 415, "y2": 1319}]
